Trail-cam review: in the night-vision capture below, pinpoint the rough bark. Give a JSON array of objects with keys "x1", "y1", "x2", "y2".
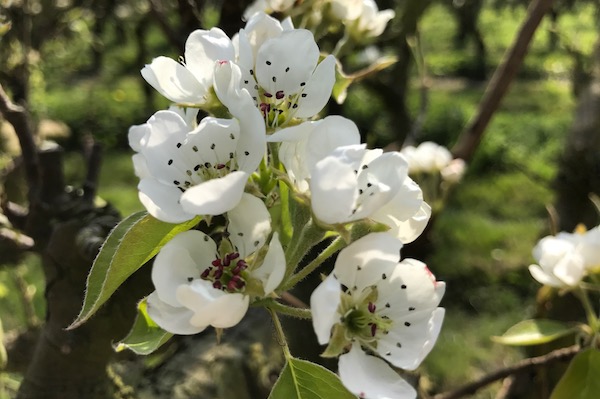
[{"x1": 553, "y1": 39, "x2": 600, "y2": 231}]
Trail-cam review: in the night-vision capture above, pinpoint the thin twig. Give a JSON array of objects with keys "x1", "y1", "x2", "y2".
[
  {"x1": 452, "y1": 0, "x2": 556, "y2": 162},
  {"x1": 280, "y1": 292, "x2": 308, "y2": 309},
  {"x1": 0, "y1": 83, "x2": 39, "y2": 204},
  {"x1": 433, "y1": 345, "x2": 580, "y2": 399},
  {"x1": 0, "y1": 227, "x2": 34, "y2": 251}
]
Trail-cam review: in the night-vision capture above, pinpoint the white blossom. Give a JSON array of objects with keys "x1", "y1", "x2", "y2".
[
  {"x1": 310, "y1": 144, "x2": 431, "y2": 243},
  {"x1": 311, "y1": 232, "x2": 445, "y2": 398},
  {"x1": 130, "y1": 85, "x2": 265, "y2": 223},
  {"x1": 216, "y1": 12, "x2": 336, "y2": 129},
  {"x1": 400, "y1": 141, "x2": 453, "y2": 175},
  {"x1": 267, "y1": 115, "x2": 361, "y2": 192},
  {"x1": 529, "y1": 226, "x2": 600, "y2": 288},
  {"x1": 142, "y1": 28, "x2": 235, "y2": 105},
  {"x1": 147, "y1": 194, "x2": 285, "y2": 335}
]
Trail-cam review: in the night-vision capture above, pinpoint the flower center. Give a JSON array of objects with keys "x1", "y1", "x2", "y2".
[
  {"x1": 169, "y1": 143, "x2": 240, "y2": 193},
  {"x1": 338, "y1": 287, "x2": 393, "y2": 343},
  {"x1": 200, "y1": 251, "x2": 249, "y2": 293}
]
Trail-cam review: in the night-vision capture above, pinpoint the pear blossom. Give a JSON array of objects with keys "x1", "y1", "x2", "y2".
[
  {"x1": 129, "y1": 85, "x2": 265, "y2": 223},
  {"x1": 329, "y1": 0, "x2": 395, "y2": 40},
  {"x1": 266, "y1": 115, "x2": 361, "y2": 192},
  {"x1": 310, "y1": 144, "x2": 431, "y2": 243},
  {"x1": 529, "y1": 226, "x2": 600, "y2": 288},
  {"x1": 243, "y1": 0, "x2": 295, "y2": 20},
  {"x1": 142, "y1": 28, "x2": 235, "y2": 105},
  {"x1": 147, "y1": 194, "x2": 285, "y2": 335},
  {"x1": 310, "y1": 232, "x2": 445, "y2": 398},
  {"x1": 400, "y1": 141, "x2": 453, "y2": 175},
  {"x1": 215, "y1": 12, "x2": 336, "y2": 130}
]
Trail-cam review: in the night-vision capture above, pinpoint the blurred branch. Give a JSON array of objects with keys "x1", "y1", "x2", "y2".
[
  {"x1": 82, "y1": 139, "x2": 103, "y2": 202},
  {"x1": 3, "y1": 326, "x2": 41, "y2": 374},
  {"x1": 0, "y1": 227, "x2": 34, "y2": 251},
  {"x1": 148, "y1": 0, "x2": 184, "y2": 49},
  {"x1": 0, "y1": 83, "x2": 39, "y2": 205},
  {"x1": 452, "y1": 0, "x2": 555, "y2": 162},
  {"x1": 432, "y1": 345, "x2": 580, "y2": 399}
]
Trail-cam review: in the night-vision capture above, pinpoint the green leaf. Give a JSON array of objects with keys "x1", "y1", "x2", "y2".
[
  {"x1": 69, "y1": 211, "x2": 200, "y2": 329},
  {"x1": 551, "y1": 349, "x2": 600, "y2": 399},
  {"x1": 268, "y1": 357, "x2": 357, "y2": 399},
  {"x1": 491, "y1": 319, "x2": 578, "y2": 346},
  {"x1": 114, "y1": 298, "x2": 173, "y2": 355}
]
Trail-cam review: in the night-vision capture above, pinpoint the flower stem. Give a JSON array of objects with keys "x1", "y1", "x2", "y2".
[
  {"x1": 282, "y1": 236, "x2": 346, "y2": 291},
  {"x1": 265, "y1": 300, "x2": 312, "y2": 319},
  {"x1": 576, "y1": 287, "x2": 599, "y2": 333},
  {"x1": 284, "y1": 218, "x2": 325, "y2": 277},
  {"x1": 268, "y1": 307, "x2": 292, "y2": 360}
]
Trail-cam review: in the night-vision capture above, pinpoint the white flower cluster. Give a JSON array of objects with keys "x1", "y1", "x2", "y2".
[
  {"x1": 244, "y1": 0, "x2": 395, "y2": 42},
  {"x1": 129, "y1": 12, "x2": 444, "y2": 399},
  {"x1": 401, "y1": 141, "x2": 466, "y2": 184},
  {"x1": 529, "y1": 225, "x2": 600, "y2": 288}
]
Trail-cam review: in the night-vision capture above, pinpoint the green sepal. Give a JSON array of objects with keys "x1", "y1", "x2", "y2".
[{"x1": 321, "y1": 324, "x2": 351, "y2": 358}]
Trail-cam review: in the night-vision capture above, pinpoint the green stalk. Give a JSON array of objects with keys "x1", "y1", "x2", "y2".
[
  {"x1": 576, "y1": 287, "x2": 599, "y2": 333},
  {"x1": 282, "y1": 236, "x2": 346, "y2": 291},
  {"x1": 268, "y1": 308, "x2": 292, "y2": 360},
  {"x1": 265, "y1": 300, "x2": 312, "y2": 319}
]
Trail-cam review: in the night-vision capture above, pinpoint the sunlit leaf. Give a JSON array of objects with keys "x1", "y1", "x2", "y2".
[
  {"x1": 551, "y1": 349, "x2": 600, "y2": 399},
  {"x1": 491, "y1": 319, "x2": 578, "y2": 346},
  {"x1": 69, "y1": 211, "x2": 200, "y2": 329},
  {"x1": 114, "y1": 297, "x2": 173, "y2": 355},
  {"x1": 268, "y1": 357, "x2": 356, "y2": 399}
]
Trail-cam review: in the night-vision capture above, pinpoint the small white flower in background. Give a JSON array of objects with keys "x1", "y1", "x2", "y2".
[
  {"x1": 440, "y1": 158, "x2": 466, "y2": 184},
  {"x1": 310, "y1": 144, "x2": 431, "y2": 243},
  {"x1": 267, "y1": 115, "x2": 361, "y2": 192},
  {"x1": 216, "y1": 12, "x2": 336, "y2": 130},
  {"x1": 142, "y1": 28, "x2": 235, "y2": 105},
  {"x1": 401, "y1": 141, "x2": 453, "y2": 175},
  {"x1": 129, "y1": 86, "x2": 265, "y2": 223},
  {"x1": 311, "y1": 232, "x2": 445, "y2": 399},
  {"x1": 330, "y1": 0, "x2": 395, "y2": 40},
  {"x1": 529, "y1": 225, "x2": 600, "y2": 288},
  {"x1": 243, "y1": 0, "x2": 295, "y2": 20},
  {"x1": 147, "y1": 194, "x2": 285, "y2": 335}
]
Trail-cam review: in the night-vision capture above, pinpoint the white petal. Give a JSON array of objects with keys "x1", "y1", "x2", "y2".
[
  {"x1": 176, "y1": 280, "x2": 249, "y2": 328},
  {"x1": 141, "y1": 57, "x2": 206, "y2": 104},
  {"x1": 310, "y1": 153, "x2": 358, "y2": 224},
  {"x1": 243, "y1": 12, "x2": 284, "y2": 57},
  {"x1": 310, "y1": 274, "x2": 341, "y2": 345},
  {"x1": 140, "y1": 110, "x2": 191, "y2": 184},
  {"x1": 378, "y1": 307, "x2": 445, "y2": 370},
  {"x1": 294, "y1": 55, "x2": 336, "y2": 118},
  {"x1": 152, "y1": 230, "x2": 217, "y2": 307},
  {"x1": 334, "y1": 232, "x2": 402, "y2": 291},
  {"x1": 128, "y1": 123, "x2": 150, "y2": 152},
  {"x1": 529, "y1": 264, "x2": 563, "y2": 287},
  {"x1": 228, "y1": 193, "x2": 272, "y2": 257},
  {"x1": 138, "y1": 178, "x2": 195, "y2": 223},
  {"x1": 377, "y1": 258, "x2": 444, "y2": 319},
  {"x1": 184, "y1": 117, "x2": 239, "y2": 168},
  {"x1": 339, "y1": 345, "x2": 417, "y2": 399},
  {"x1": 390, "y1": 202, "x2": 431, "y2": 244},
  {"x1": 253, "y1": 233, "x2": 286, "y2": 294},
  {"x1": 255, "y1": 29, "x2": 319, "y2": 95},
  {"x1": 184, "y1": 28, "x2": 235, "y2": 88},
  {"x1": 180, "y1": 170, "x2": 249, "y2": 216},
  {"x1": 213, "y1": 61, "x2": 266, "y2": 172},
  {"x1": 132, "y1": 153, "x2": 150, "y2": 179},
  {"x1": 146, "y1": 291, "x2": 206, "y2": 335}
]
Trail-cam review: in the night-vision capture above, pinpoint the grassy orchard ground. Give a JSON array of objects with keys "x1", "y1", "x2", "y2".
[{"x1": 0, "y1": 3, "x2": 597, "y2": 398}]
